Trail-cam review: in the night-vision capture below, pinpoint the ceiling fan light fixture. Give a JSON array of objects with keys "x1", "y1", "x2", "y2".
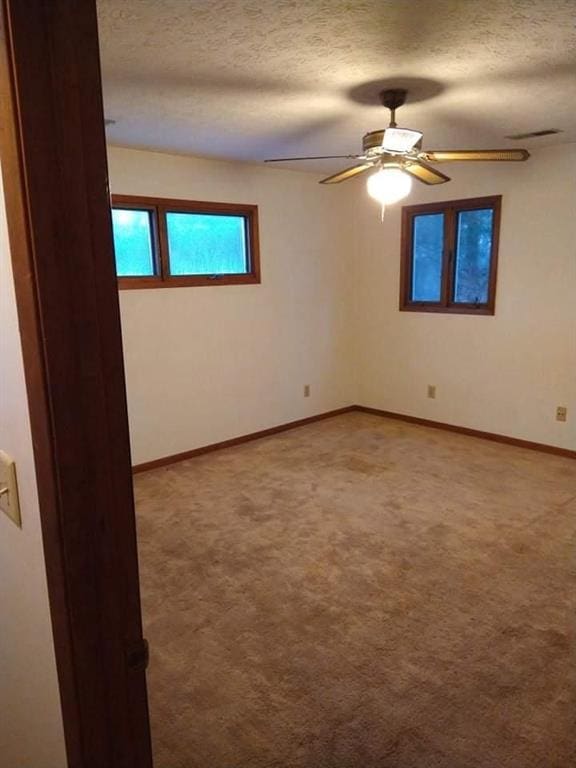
[
  {"x1": 382, "y1": 127, "x2": 423, "y2": 152},
  {"x1": 366, "y1": 167, "x2": 412, "y2": 205},
  {"x1": 265, "y1": 88, "x2": 530, "y2": 196}
]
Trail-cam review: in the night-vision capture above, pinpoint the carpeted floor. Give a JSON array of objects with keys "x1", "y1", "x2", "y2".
[{"x1": 134, "y1": 412, "x2": 576, "y2": 768}]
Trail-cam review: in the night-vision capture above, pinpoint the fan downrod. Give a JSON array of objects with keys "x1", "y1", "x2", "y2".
[{"x1": 380, "y1": 88, "x2": 407, "y2": 127}]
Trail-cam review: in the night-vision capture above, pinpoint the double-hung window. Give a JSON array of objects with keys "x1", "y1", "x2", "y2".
[
  {"x1": 400, "y1": 195, "x2": 501, "y2": 314},
  {"x1": 111, "y1": 195, "x2": 260, "y2": 288}
]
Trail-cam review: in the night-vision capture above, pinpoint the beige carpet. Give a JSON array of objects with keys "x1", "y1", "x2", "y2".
[{"x1": 134, "y1": 412, "x2": 576, "y2": 768}]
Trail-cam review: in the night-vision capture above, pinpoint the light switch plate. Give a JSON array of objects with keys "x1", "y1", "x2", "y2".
[{"x1": 0, "y1": 450, "x2": 21, "y2": 528}]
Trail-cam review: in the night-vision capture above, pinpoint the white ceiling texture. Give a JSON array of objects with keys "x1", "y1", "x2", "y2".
[{"x1": 97, "y1": 0, "x2": 576, "y2": 174}]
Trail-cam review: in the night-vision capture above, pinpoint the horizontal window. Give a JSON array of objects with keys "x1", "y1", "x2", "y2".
[
  {"x1": 111, "y1": 195, "x2": 260, "y2": 288},
  {"x1": 400, "y1": 195, "x2": 501, "y2": 315}
]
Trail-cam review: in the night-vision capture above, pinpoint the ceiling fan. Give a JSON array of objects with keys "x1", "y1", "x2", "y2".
[{"x1": 265, "y1": 89, "x2": 530, "y2": 204}]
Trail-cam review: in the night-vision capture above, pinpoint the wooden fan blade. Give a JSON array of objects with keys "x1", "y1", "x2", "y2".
[
  {"x1": 403, "y1": 160, "x2": 450, "y2": 185},
  {"x1": 422, "y1": 149, "x2": 530, "y2": 163},
  {"x1": 264, "y1": 154, "x2": 359, "y2": 162},
  {"x1": 319, "y1": 163, "x2": 374, "y2": 184}
]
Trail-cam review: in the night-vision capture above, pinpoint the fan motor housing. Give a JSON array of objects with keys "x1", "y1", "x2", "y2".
[{"x1": 363, "y1": 130, "x2": 385, "y2": 153}]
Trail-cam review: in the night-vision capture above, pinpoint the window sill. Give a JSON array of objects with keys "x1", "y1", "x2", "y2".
[
  {"x1": 118, "y1": 274, "x2": 261, "y2": 290},
  {"x1": 400, "y1": 303, "x2": 495, "y2": 316}
]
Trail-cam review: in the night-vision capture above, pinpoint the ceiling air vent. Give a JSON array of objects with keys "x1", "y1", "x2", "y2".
[{"x1": 506, "y1": 129, "x2": 562, "y2": 140}]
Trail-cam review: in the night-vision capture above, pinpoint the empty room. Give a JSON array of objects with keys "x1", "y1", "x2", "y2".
[
  {"x1": 1, "y1": 1, "x2": 575, "y2": 768},
  {"x1": 97, "y1": 2, "x2": 576, "y2": 765}
]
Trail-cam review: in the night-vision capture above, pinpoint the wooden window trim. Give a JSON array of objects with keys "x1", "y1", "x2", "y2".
[
  {"x1": 112, "y1": 194, "x2": 261, "y2": 289},
  {"x1": 400, "y1": 195, "x2": 501, "y2": 315}
]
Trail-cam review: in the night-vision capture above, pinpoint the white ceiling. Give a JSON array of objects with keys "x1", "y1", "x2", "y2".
[{"x1": 97, "y1": 0, "x2": 576, "y2": 173}]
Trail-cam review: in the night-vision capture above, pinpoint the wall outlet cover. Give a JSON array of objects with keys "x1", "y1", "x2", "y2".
[
  {"x1": 556, "y1": 406, "x2": 567, "y2": 422},
  {"x1": 0, "y1": 450, "x2": 22, "y2": 528}
]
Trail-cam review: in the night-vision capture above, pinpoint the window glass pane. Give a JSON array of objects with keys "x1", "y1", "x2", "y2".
[
  {"x1": 166, "y1": 212, "x2": 248, "y2": 275},
  {"x1": 111, "y1": 208, "x2": 155, "y2": 277},
  {"x1": 411, "y1": 213, "x2": 444, "y2": 302},
  {"x1": 454, "y1": 208, "x2": 494, "y2": 304}
]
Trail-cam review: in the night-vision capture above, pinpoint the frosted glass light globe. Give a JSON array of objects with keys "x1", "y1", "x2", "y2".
[{"x1": 366, "y1": 167, "x2": 412, "y2": 205}]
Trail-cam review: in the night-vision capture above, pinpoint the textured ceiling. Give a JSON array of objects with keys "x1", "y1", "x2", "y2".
[{"x1": 97, "y1": 0, "x2": 576, "y2": 173}]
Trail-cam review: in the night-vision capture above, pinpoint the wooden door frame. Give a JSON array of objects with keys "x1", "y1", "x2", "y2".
[{"x1": 0, "y1": 2, "x2": 153, "y2": 766}]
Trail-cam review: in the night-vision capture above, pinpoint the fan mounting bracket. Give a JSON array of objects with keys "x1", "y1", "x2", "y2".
[{"x1": 380, "y1": 88, "x2": 408, "y2": 111}]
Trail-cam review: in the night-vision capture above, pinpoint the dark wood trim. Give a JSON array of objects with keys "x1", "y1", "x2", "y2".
[
  {"x1": 133, "y1": 404, "x2": 575, "y2": 474},
  {"x1": 0, "y1": 9, "x2": 82, "y2": 762},
  {"x1": 133, "y1": 407, "x2": 356, "y2": 473},
  {"x1": 400, "y1": 195, "x2": 502, "y2": 216},
  {"x1": 113, "y1": 193, "x2": 257, "y2": 214},
  {"x1": 399, "y1": 201, "x2": 411, "y2": 308},
  {"x1": 156, "y1": 197, "x2": 171, "y2": 282},
  {"x1": 486, "y1": 194, "x2": 501, "y2": 314},
  {"x1": 0, "y1": 2, "x2": 152, "y2": 766},
  {"x1": 399, "y1": 303, "x2": 495, "y2": 316},
  {"x1": 111, "y1": 193, "x2": 261, "y2": 289},
  {"x1": 117, "y1": 273, "x2": 261, "y2": 290},
  {"x1": 115, "y1": 275, "x2": 166, "y2": 290},
  {"x1": 400, "y1": 195, "x2": 501, "y2": 316},
  {"x1": 354, "y1": 406, "x2": 576, "y2": 459},
  {"x1": 443, "y1": 204, "x2": 455, "y2": 306}
]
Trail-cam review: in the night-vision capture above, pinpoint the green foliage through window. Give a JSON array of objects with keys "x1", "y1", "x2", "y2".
[
  {"x1": 454, "y1": 209, "x2": 494, "y2": 304},
  {"x1": 401, "y1": 196, "x2": 500, "y2": 314},
  {"x1": 412, "y1": 213, "x2": 444, "y2": 302},
  {"x1": 112, "y1": 209, "x2": 155, "y2": 277},
  {"x1": 110, "y1": 196, "x2": 260, "y2": 288},
  {"x1": 166, "y1": 212, "x2": 247, "y2": 275}
]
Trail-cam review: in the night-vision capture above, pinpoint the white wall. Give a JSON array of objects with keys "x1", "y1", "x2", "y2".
[
  {"x1": 351, "y1": 144, "x2": 576, "y2": 450},
  {"x1": 110, "y1": 144, "x2": 575, "y2": 462},
  {"x1": 0, "y1": 175, "x2": 67, "y2": 765},
  {"x1": 108, "y1": 147, "x2": 356, "y2": 465}
]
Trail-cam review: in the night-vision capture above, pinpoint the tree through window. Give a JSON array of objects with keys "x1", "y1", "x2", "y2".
[
  {"x1": 110, "y1": 195, "x2": 260, "y2": 289},
  {"x1": 400, "y1": 196, "x2": 501, "y2": 315}
]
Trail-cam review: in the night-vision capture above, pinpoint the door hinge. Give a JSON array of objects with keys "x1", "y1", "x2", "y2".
[{"x1": 125, "y1": 638, "x2": 149, "y2": 671}]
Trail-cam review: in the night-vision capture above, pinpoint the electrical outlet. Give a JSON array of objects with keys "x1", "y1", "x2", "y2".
[
  {"x1": 304, "y1": 384, "x2": 310, "y2": 398},
  {"x1": 427, "y1": 385, "x2": 436, "y2": 399},
  {"x1": 556, "y1": 406, "x2": 567, "y2": 422}
]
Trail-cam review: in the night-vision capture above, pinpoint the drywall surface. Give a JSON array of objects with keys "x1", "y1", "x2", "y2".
[
  {"x1": 0, "y1": 175, "x2": 66, "y2": 765},
  {"x1": 108, "y1": 147, "x2": 355, "y2": 464},
  {"x1": 352, "y1": 144, "x2": 576, "y2": 450}
]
